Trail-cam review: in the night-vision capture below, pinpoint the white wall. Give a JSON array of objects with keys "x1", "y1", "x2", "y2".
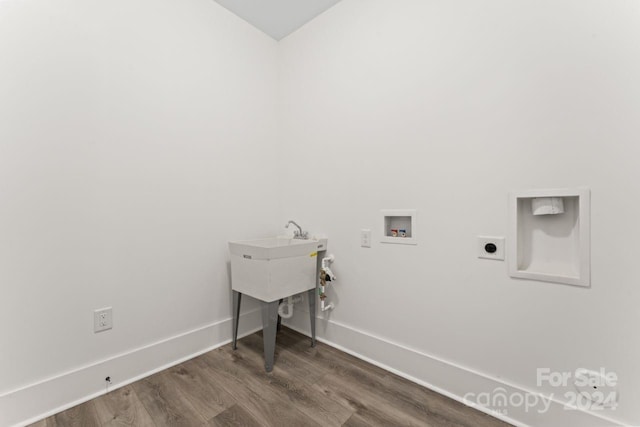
[
  {"x1": 278, "y1": 0, "x2": 640, "y2": 425},
  {"x1": 3, "y1": 0, "x2": 640, "y2": 426},
  {"x1": 0, "y1": 0, "x2": 279, "y2": 424}
]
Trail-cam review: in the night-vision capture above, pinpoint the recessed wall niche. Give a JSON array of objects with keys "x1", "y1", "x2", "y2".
[
  {"x1": 380, "y1": 209, "x2": 417, "y2": 245},
  {"x1": 508, "y1": 188, "x2": 590, "y2": 287}
]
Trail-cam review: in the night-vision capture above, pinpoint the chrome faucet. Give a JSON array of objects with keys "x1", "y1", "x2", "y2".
[{"x1": 285, "y1": 220, "x2": 309, "y2": 239}]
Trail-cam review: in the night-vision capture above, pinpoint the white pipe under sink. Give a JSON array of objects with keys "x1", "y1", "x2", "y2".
[{"x1": 278, "y1": 296, "x2": 294, "y2": 319}]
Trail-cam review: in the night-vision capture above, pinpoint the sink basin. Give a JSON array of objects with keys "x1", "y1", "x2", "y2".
[
  {"x1": 229, "y1": 237, "x2": 323, "y2": 260},
  {"x1": 229, "y1": 237, "x2": 327, "y2": 302}
]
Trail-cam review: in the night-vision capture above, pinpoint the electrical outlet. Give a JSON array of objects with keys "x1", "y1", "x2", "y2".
[
  {"x1": 477, "y1": 236, "x2": 505, "y2": 260},
  {"x1": 94, "y1": 307, "x2": 113, "y2": 333},
  {"x1": 361, "y1": 229, "x2": 372, "y2": 248}
]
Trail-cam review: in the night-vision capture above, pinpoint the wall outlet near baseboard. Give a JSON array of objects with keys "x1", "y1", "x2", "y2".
[
  {"x1": 574, "y1": 368, "x2": 618, "y2": 408},
  {"x1": 94, "y1": 307, "x2": 113, "y2": 333}
]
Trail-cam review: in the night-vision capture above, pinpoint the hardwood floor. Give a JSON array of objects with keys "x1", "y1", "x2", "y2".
[{"x1": 29, "y1": 327, "x2": 511, "y2": 427}]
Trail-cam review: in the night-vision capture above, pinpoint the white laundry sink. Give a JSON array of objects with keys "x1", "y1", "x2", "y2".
[{"x1": 229, "y1": 237, "x2": 327, "y2": 302}]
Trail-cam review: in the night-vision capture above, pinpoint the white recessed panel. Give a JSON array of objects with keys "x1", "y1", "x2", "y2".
[
  {"x1": 380, "y1": 209, "x2": 417, "y2": 245},
  {"x1": 508, "y1": 188, "x2": 590, "y2": 287}
]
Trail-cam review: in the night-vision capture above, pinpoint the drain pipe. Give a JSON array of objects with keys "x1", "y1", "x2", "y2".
[{"x1": 278, "y1": 296, "x2": 294, "y2": 319}]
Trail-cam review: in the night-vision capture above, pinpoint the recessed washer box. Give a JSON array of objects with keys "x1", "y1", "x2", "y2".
[
  {"x1": 380, "y1": 209, "x2": 417, "y2": 245},
  {"x1": 508, "y1": 188, "x2": 590, "y2": 287}
]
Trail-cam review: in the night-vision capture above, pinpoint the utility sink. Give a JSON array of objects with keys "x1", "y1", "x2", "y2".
[
  {"x1": 229, "y1": 234, "x2": 327, "y2": 372},
  {"x1": 229, "y1": 237, "x2": 327, "y2": 302}
]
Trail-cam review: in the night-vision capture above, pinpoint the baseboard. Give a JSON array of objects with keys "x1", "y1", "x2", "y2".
[
  {"x1": 283, "y1": 313, "x2": 625, "y2": 427},
  {"x1": 4, "y1": 308, "x2": 627, "y2": 427},
  {"x1": 1, "y1": 309, "x2": 263, "y2": 427}
]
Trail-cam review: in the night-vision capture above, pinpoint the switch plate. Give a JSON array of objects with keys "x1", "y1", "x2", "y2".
[
  {"x1": 94, "y1": 307, "x2": 113, "y2": 333},
  {"x1": 361, "y1": 229, "x2": 372, "y2": 248},
  {"x1": 477, "y1": 236, "x2": 505, "y2": 260}
]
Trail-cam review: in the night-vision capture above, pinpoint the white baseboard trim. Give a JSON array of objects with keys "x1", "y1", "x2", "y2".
[
  {"x1": 4, "y1": 307, "x2": 627, "y2": 427},
  {"x1": 283, "y1": 313, "x2": 625, "y2": 427},
  {"x1": 1, "y1": 309, "x2": 263, "y2": 427}
]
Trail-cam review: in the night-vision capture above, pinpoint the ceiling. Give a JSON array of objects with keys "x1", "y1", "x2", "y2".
[{"x1": 214, "y1": 0, "x2": 342, "y2": 41}]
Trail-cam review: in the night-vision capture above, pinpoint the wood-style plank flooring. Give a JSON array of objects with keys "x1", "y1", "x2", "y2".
[{"x1": 29, "y1": 327, "x2": 511, "y2": 427}]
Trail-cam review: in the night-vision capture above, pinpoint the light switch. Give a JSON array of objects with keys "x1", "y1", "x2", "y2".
[{"x1": 361, "y1": 229, "x2": 372, "y2": 248}]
